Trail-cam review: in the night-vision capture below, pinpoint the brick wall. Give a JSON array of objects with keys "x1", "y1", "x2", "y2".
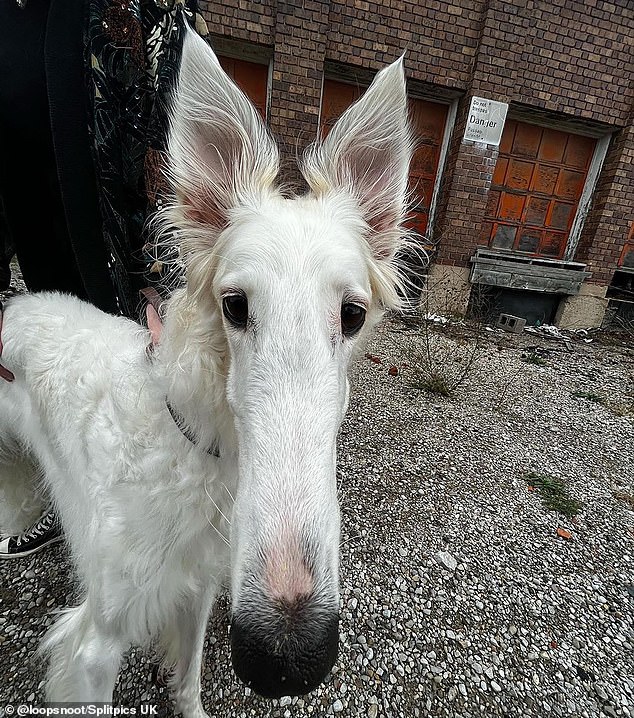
[
  {"x1": 472, "y1": 0, "x2": 634, "y2": 126},
  {"x1": 432, "y1": 97, "x2": 498, "y2": 266},
  {"x1": 268, "y1": 1, "x2": 329, "y2": 188},
  {"x1": 199, "y1": 0, "x2": 634, "y2": 145},
  {"x1": 326, "y1": 0, "x2": 486, "y2": 90},
  {"x1": 322, "y1": 0, "x2": 634, "y2": 126},
  {"x1": 202, "y1": 0, "x2": 274, "y2": 45}
]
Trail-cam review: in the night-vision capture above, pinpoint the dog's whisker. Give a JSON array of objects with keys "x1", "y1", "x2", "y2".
[
  {"x1": 339, "y1": 534, "x2": 364, "y2": 549},
  {"x1": 221, "y1": 482, "x2": 235, "y2": 504},
  {"x1": 204, "y1": 478, "x2": 232, "y2": 527},
  {"x1": 204, "y1": 511, "x2": 230, "y2": 547}
]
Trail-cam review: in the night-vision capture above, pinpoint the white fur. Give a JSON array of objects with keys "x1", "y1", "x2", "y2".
[{"x1": 0, "y1": 27, "x2": 413, "y2": 715}]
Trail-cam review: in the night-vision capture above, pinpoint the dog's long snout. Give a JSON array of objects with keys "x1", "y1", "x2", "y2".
[
  {"x1": 231, "y1": 530, "x2": 339, "y2": 697},
  {"x1": 230, "y1": 596, "x2": 339, "y2": 698}
]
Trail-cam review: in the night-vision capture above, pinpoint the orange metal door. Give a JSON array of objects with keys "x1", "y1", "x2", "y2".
[
  {"x1": 484, "y1": 120, "x2": 596, "y2": 259},
  {"x1": 321, "y1": 79, "x2": 448, "y2": 239},
  {"x1": 218, "y1": 56, "x2": 268, "y2": 120}
]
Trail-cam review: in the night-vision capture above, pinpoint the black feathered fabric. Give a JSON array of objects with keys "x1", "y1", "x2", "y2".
[{"x1": 0, "y1": 0, "x2": 198, "y2": 317}]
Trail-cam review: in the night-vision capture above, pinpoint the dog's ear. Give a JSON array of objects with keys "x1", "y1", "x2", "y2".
[
  {"x1": 167, "y1": 28, "x2": 279, "y2": 231},
  {"x1": 146, "y1": 304, "x2": 163, "y2": 347},
  {"x1": 301, "y1": 58, "x2": 413, "y2": 260}
]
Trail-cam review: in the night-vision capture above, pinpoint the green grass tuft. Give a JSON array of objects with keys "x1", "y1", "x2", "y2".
[
  {"x1": 409, "y1": 370, "x2": 452, "y2": 396},
  {"x1": 524, "y1": 471, "x2": 582, "y2": 518},
  {"x1": 571, "y1": 390, "x2": 606, "y2": 405}
]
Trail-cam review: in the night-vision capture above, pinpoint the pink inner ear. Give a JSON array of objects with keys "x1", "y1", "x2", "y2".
[
  {"x1": 146, "y1": 304, "x2": 163, "y2": 346},
  {"x1": 183, "y1": 194, "x2": 225, "y2": 229},
  {"x1": 349, "y1": 149, "x2": 402, "y2": 251},
  {"x1": 369, "y1": 209, "x2": 395, "y2": 240}
]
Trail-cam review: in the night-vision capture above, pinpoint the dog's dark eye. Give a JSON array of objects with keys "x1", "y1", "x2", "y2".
[
  {"x1": 222, "y1": 294, "x2": 249, "y2": 328},
  {"x1": 341, "y1": 303, "x2": 366, "y2": 337}
]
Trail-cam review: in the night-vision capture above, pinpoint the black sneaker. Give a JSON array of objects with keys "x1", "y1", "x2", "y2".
[{"x1": 0, "y1": 510, "x2": 63, "y2": 559}]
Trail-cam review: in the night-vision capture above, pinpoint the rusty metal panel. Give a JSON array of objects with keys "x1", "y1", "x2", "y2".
[
  {"x1": 506, "y1": 160, "x2": 534, "y2": 191},
  {"x1": 491, "y1": 224, "x2": 517, "y2": 249},
  {"x1": 410, "y1": 100, "x2": 447, "y2": 143},
  {"x1": 322, "y1": 80, "x2": 360, "y2": 118},
  {"x1": 321, "y1": 80, "x2": 361, "y2": 136},
  {"x1": 517, "y1": 230, "x2": 540, "y2": 253},
  {"x1": 539, "y1": 128, "x2": 567, "y2": 163},
  {"x1": 409, "y1": 177, "x2": 434, "y2": 235},
  {"x1": 493, "y1": 157, "x2": 508, "y2": 185},
  {"x1": 563, "y1": 134, "x2": 595, "y2": 169},
  {"x1": 408, "y1": 209, "x2": 429, "y2": 238},
  {"x1": 556, "y1": 169, "x2": 585, "y2": 200},
  {"x1": 411, "y1": 145, "x2": 440, "y2": 176},
  {"x1": 487, "y1": 119, "x2": 596, "y2": 260},
  {"x1": 406, "y1": 96, "x2": 448, "y2": 235},
  {"x1": 234, "y1": 61, "x2": 268, "y2": 119},
  {"x1": 525, "y1": 197, "x2": 550, "y2": 226},
  {"x1": 540, "y1": 231, "x2": 566, "y2": 257},
  {"x1": 411, "y1": 177, "x2": 434, "y2": 206},
  {"x1": 549, "y1": 201, "x2": 574, "y2": 231},
  {"x1": 499, "y1": 193, "x2": 525, "y2": 221},
  {"x1": 532, "y1": 165, "x2": 559, "y2": 195},
  {"x1": 499, "y1": 120, "x2": 516, "y2": 154},
  {"x1": 218, "y1": 56, "x2": 236, "y2": 76},
  {"x1": 512, "y1": 122, "x2": 541, "y2": 158}
]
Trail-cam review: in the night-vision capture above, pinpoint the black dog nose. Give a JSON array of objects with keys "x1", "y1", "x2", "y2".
[{"x1": 230, "y1": 600, "x2": 339, "y2": 698}]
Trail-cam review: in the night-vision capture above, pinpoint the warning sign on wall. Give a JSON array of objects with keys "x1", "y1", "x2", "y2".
[{"x1": 464, "y1": 97, "x2": 508, "y2": 146}]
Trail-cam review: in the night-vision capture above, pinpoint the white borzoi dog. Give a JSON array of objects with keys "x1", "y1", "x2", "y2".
[{"x1": 0, "y1": 27, "x2": 414, "y2": 715}]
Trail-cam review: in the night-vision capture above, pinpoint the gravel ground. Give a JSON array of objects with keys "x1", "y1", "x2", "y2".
[{"x1": 1, "y1": 263, "x2": 633, "y2": 718}]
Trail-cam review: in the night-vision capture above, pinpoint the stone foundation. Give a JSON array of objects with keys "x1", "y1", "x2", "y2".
[
  {"x1": 554, "y1": 283, "x2": 609, "y2": 329},
  {"x1": 423, "y1": 264, "x2": 472, "y2": 317}
]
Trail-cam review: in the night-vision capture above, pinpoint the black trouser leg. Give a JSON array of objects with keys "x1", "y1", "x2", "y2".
[{"x1": 0, "y1": 0, "x2": 87, "y2": 298}]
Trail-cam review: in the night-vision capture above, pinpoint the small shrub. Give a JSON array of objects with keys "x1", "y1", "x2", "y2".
[
  {"x1": 524, "y1": 471, "x2": 582, "y2": 518},
  {"x1": 405, "y1": 330, "x2": 485, "y2": 397},
  {"x1": 409, "y1": 369, "x2": 452, "y2": 396},
  {"x1": 404, "y1": 274, "x2": 487, "y2": 398},
  {"x1": 522, "y1": 351, "x2": 548, "y2": 366}
]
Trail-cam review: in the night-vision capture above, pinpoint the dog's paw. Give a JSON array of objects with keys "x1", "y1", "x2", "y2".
[{"x1": 173, "y1": 682, "x2": 209, "y2": 718}]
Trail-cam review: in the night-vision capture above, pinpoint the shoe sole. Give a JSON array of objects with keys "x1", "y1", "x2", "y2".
[{"x1": 0, "y1": 535, "x2": 64, "y2": 560}]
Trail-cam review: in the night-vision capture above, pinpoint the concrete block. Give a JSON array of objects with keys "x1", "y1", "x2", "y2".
[{"x1": 495, "y1": 313, "x2": 526, "y2": 333}]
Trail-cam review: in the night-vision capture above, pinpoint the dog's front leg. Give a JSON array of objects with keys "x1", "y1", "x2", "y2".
[
  {"x1": 166, "y1": 583, "x2": 218, "y2": 718},
  {"x1": 43, "y1": 602, "x2": 125, "y2": 702}
]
